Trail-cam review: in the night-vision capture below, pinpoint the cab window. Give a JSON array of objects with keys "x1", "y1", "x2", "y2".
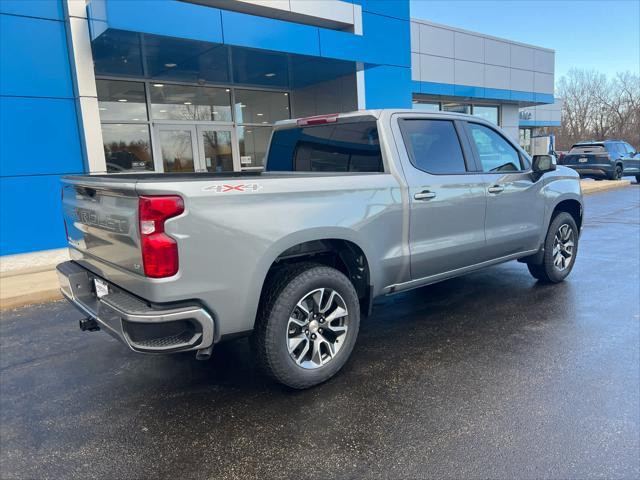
[
  {"x1": 467, "y1": 123, "x2": 523, "y2": 172},
  {"x1": 399, "y1": 119, "x2": 468, "y2": 174}
]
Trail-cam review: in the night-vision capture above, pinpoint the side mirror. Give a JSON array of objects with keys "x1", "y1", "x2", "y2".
[{"x1": 532, "y1": 154, "x2": 556, "y2": 175}]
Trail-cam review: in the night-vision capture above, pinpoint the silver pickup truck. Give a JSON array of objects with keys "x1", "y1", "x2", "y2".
[{"x1": 57, "y1": 110, "x2": 583, "y2": 388}]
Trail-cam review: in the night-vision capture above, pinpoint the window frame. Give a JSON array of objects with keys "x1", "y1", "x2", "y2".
[
  {"x1": 398, "y1": 118, "x2": 477, "y2": 175},
  {"x1": 463, "y1": 121, "x2": 529, "y2": 174}
]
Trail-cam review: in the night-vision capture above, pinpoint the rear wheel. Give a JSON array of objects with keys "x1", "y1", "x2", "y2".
[
  {"x1": 608, "y1": 164, "x2": 623, "y2": 180},
  {"x1": 252, "y1": 263, "x2": 360, "y2": 389},
  {"x1": 527, "y1": 212, "x2": 579, "y2": 283}
]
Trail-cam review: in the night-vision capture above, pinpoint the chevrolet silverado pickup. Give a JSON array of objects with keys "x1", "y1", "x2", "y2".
[{"x1": 58, "y1": 110, "x2": 583, "y2": 388}]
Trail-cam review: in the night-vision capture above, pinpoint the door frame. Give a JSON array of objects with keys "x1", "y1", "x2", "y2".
[
  {"x1": 195, "y1": 124, "x2": 240, "y2": 172},
  {"x1": 152, "y1": 121, "x2": 240, "y2": 172},
  {"x1": 153, "y1": 124, "x2": 198, "y2": 173}
]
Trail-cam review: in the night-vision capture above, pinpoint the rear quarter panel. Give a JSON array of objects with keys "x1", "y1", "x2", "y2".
[{"x1": 132, "y1": 173, "x2": 404, "y2": 337}]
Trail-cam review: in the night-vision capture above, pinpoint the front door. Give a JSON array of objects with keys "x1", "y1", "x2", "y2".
[
  {"x1": 395, "y1": 116, "x2": 488, "y2": 280},
  {"x1": 464, "y1": 121, "x2": 545, "y2": 259},
  {"x1": 155, "y1": 124, "x2": 238, "y2": 173}
]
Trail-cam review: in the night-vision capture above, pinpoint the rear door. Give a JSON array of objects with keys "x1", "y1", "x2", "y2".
[
  {"x1": 464, "y1": 121, "x2": 545, "y2": 259},
  {"x1": 395, "y1": 116, "x2": 487, "y2": 280}
]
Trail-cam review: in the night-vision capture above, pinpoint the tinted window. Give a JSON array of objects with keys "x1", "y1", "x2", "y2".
[
  {"x1": 266, "y1": 120, "x2": 383, "y2": 172},
  {"x1": 399, "y1": 119, "x2": 467, "y2": 174},
  {"x1": 101, "y1": 124, "x2": 153, "y2": 173},
  {"x1": 150, "y1": 84, "x2": 232, "y2": 122},
  {"x1": 468, "y1": 123, "x2": 522, "y2": 172}
]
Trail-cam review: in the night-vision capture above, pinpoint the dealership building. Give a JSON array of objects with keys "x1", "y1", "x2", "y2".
[{"x1": 0, "y1": 0, "x2": 559, "y2": 257}]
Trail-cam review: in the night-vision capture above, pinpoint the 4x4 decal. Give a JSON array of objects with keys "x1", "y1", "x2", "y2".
[{"x1": 202, "y1": 183, "x2": 263, "y2": 193}]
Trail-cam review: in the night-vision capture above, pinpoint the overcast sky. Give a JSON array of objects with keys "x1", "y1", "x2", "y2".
[{"x1": 410, "y1": 0, "x2": 640, "y2": 83}]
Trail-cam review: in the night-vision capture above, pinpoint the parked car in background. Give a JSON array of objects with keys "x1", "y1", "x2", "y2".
[
  {"x1": 561, "y1": 140, "x2": 639, "y2": 181},
  {"x1": 57, "y1": 110, "x2": 583, "y2": 389}
]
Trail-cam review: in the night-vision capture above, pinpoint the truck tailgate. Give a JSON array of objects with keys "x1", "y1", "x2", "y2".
[{"x1": 62, "y1": 176, "x2": 143, "y2": 275}]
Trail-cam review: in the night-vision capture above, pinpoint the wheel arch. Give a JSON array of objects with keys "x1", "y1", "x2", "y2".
[{"x1": 256, "y1": 230, "x2": 376, "y2": 320}]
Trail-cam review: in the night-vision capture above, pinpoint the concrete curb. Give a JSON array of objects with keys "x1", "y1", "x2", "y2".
[
  {"x1": 580, "y1": 179, "x2": 632, "y2": 195},
  {"x1": 1, "y1": 270, "x2": 62, "y2": 311}
]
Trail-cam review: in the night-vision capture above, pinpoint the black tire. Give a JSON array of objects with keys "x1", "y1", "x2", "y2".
[
  {"x1": 527, "y1": 212, "x2": 579, "y2": 283},
  {"x1": 251, "y1": 263, "x2": 360, "y2": 389},
  {"x1": 635, "y1": 175, "x2": 640, "y2": 184},
  {"x1": 608, "y1": 164, "x2": 623, "y2": 180}
]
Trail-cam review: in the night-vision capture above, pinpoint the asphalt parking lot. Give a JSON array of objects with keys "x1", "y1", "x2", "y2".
[{"x1": 1, "y1": 186, "x2": 639, "y2": 480}]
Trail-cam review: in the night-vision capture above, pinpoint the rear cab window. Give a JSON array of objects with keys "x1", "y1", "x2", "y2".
[
  {"x1": 266, "y1": 120, "x2": 383, "y2": 172},
  {"x1": 569, "y1": 144, "x2": 607, "y2": 154},
  {"x1": 398, "y1": 119, "x2": 468, "y2": 174}
]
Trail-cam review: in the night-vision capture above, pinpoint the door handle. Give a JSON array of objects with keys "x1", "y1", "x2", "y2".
[
  {"x1": 488, "y1": 185, "x2": 504, "y2": 194},
  {"x1": 414, "y1": 190, "x2": 437, "y2": 201}
]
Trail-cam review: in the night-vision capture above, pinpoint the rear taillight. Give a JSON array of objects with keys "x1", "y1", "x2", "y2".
[{"x1": 138, "y1": 195, "x2": 184, "y2": 278}]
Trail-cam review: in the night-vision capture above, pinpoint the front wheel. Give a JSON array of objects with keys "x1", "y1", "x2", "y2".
[
  {"x1": 527, "y1": 212, "x2": 579, "y2": 283},
  {"x1": 252, "y1": 264, "x2": 360, "y2": 389}
]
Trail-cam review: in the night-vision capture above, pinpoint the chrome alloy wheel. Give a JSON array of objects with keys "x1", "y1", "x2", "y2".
[
  {"x1": 553, "y1": 224, "x2": 575, "y2": 271},
  {"x1": 286, "y1": 288, "x2": 349, "y2": 369}
]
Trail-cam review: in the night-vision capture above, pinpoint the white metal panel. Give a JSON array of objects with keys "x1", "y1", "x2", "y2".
[
  {"x1": 534, "y1": 71, "x2": 554, "y2": 94},
  {"x1": 454, "y1": 31, "x2": 483, "y2": 62},
  {"x1": 454, "y1": 59, "x2": 484, "y2": 87},
  {"x1": 484, "y1": 64, "x2": 510, "y2": 90},
  {"x1": 510, "y1": 44, "x2": 534, "y2": 70},
  {"x1": 484, "y1": 38, "x2": 510, "y2": 67},
  {"x1": 290, "y1": 0, "x2": 354, "y2": 26},
  {"x1": 534, "y1": 48, "x2": 554, "y2": 74},
  {"x1": 410, "y1": 20, "x2": 420, "y2": 53},
  {"x1": 411, "y1": 52, "x2": 421, "y2": 81},
  {"x1": 420, "y1": 54, "x2": 454, "y2": 84},
  {"x1": 510, "y1": 68, "x2": 534, "y2": 92},
  {"x1": 419, "y1": 24, "x2": 454, "y2": 58}
]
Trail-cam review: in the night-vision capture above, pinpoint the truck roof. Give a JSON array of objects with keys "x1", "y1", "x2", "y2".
[{"x1": 273, "y1": 109, "x2": 481, "y2": 130}]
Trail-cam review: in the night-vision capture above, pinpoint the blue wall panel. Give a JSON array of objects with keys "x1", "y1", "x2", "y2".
[
  {"x1": 221, "y1": 10, "x2": 320, "y2": 57},
  {"x1": 104, "y1": 0, "x2": 223, "y2": 43},
  {"x1": 350, "y1": 0, "x2": 410, "y2": 20},
  {"x1": 0, "y1": 97, "x2": 83, "y2": 177},
  {"x1": 364, "y1": 64, "x2": 412, "y2": 109},
  {"x1": 0, "y1": 175, "x2": 67, "y2": 255},
  {"x1": 0, "y1": 13, "x2": 73, "y2": 98},
  {"x1": 319, "y1": 12, "x2": 410, "y2": 67},
  {"x1": 0, "y1": 0, "x2": 63, "y2": 21}
]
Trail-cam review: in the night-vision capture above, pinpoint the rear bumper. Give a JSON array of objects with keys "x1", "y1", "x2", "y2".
[
  {"x1": 57, "y1": 261, "x2": 214, "y2": 354},
  {"x1": 565, "y1": 164, "x2": 613, "y2": 178}
]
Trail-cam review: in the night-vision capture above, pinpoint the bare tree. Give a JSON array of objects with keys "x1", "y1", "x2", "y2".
[{"x1": 554, "y1": 69, "x2": 640, "y2": 150}]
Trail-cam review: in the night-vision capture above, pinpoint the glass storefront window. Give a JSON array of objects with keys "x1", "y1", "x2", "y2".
[
  {"x1": 238, "y1": 126, "x2": 272, "y2": 168},
  {"x1": 234, "y1": 90, "x2": 290, "y2": 124},
  {"x1": 473, "y1": 105, "x2": 499, "y2": 125},
  {"x1": 413, "y1": 101, "x2": 440, "y2": 111},
  {"x1": 101, "y1": 124, "x2": 153, "y2": 173},
  {"x1": 97, "y1": 80, "x2": 148, "y2": 122},
  {"x1": 442, "y1": 103, "x2": 471, "y2": 114},
  {"x1": 150, "y1": 84, "x2": 232, "y2": 122}
]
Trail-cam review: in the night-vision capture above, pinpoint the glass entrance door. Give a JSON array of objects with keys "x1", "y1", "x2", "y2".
[
  {"x1": 196, "y1": 126, "x2": 238, "y2": 172},
  {"x1": 155, "y1": 125, "x2": 198, "y2": 173},
  {"x1": 155, "y1": 124, "x2": 238, "y2": 172}
]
